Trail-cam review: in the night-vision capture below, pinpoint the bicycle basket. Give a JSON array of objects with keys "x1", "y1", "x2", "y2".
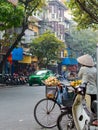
[{"x1": 46, "y1": 86, "x2": 57, "y2": 99}]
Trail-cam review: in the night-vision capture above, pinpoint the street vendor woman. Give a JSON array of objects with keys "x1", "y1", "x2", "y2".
[{"x1": 72, "y1": 54, "x2": 97, "y2": 130}]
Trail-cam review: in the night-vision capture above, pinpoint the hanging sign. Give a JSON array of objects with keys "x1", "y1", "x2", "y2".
[{"x1": 19, "y1": 55, "x2": 32, "y2": 64}]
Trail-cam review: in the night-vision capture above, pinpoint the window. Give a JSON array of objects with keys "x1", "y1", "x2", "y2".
[{"x1": 51, "y1": 13, "x2": 56, "y2": 19}]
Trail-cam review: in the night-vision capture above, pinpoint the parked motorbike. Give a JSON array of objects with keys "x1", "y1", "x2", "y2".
[
  {"x1": 57, "y1": 82, "x2": 98, "y2": 130},
  {"x1": 0, "y1": 73, "x2": 28, "y2": 86},
  {"x1": 72, "y1": 83, "x2": 98, "y2": 130}
]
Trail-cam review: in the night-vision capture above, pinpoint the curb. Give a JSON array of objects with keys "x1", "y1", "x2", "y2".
[
  {"x1": 0, "y1": 84, "x2": 6, "y2": 86},
  {"x1": 0, "y1": 84, "x2": 28, "y2": 88},
  {"x1": 0, "y1": 84, "x2": 6, "y2": 89}
]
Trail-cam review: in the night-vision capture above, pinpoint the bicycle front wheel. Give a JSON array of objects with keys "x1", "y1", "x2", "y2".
[
  {"x1": 57, "y1": 111, "x2": 75, "y2": 130},
  {"x1": 34, "y1": 98, "x2": 61, "y2": 128}
]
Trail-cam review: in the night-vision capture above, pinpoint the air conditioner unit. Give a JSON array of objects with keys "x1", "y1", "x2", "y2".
[{"x1": 59, "y1": 17, "x2": 62, "y2": 22}]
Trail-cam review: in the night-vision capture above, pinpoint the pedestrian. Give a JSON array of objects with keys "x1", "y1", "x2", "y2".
[
  {"x1": 72, "y1": 54, "x2": 97, "y2": 130},
  {"x1": 7, "y1": 60, "x2": 11, "y2": 74}
]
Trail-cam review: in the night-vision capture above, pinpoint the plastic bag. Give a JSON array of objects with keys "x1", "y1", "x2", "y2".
[{"x1": 56, "y1": 87, "x2": 68, "y2": 104}]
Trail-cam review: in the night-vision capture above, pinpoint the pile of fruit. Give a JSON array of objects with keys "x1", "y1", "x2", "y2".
[
  {"x1": 70, "y1": 80, "x2": 82, "y2": 87},
  {"x1": 44, "y1": 76, "x2": 60, "y2": 86}
]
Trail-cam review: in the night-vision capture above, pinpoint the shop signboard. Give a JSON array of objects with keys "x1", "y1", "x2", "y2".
[{"x1": 19, "y1": 55, "x2": 32, "y2": 64}]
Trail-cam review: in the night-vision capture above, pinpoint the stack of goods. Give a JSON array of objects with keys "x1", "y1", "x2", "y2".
[
  {"x1": 70, "y1": 80, "x2": 82, "y2": 87},
  {"x1": 44, "y1": 76, "x2": 60, "y2": 86}
]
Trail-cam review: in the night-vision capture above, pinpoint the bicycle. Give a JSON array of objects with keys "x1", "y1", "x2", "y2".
[
  {"x1": 34, "y1": 80, "x2": 75, "y2": 128},
  {"x1": 57, "y1": 84, "x2": 78, "y2": 130},
  {"x1": 57, "y1": 82, "x2": 98, "y2": 130}
]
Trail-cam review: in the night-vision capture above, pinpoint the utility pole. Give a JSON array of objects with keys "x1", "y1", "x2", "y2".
[{"x1": 96, "y1": 43, "x2": 98, "y2": 118}]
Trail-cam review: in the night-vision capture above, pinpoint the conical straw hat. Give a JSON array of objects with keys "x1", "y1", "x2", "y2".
[{"x1": 77, "y1": 54, "x2": 94, "y2": 67}]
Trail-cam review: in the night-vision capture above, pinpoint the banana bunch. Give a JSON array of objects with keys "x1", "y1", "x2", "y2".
[
  {"x1": 70, "y1": 80, "x2": 82, "y2": 87},
  {"x1": 44, "y1": 76, "x2": 60, "y2": 86}
]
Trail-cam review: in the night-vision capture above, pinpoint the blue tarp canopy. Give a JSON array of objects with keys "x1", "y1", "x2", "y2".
[
  {"x1": 12, "y1": 47, "x2": 23, "y2": 61},
  {"x1": 62, "y1": 57, "x2": 78, "y2": 65}
]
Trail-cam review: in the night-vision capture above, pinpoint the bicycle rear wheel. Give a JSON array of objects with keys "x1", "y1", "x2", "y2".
[
  {"x1": 57, "y1": 111, "x2": 75, "y2": 130},
  {"x1": 34, "y1": 98, "x2": 61, "y2": 128}
]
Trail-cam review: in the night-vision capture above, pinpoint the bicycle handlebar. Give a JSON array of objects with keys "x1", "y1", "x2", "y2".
[
  {"x1": 72, "y1": 82, "x2": 88, "y2": 95},
  {"x1": 61, "y1": 82, "x2": 88, "y2": 96}
]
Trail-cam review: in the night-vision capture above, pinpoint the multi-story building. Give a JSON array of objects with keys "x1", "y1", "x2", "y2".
[
  {"x1": 22, "y1": 0, "x2": 70, "y2": 45},
  {"x1": 39, "y1": 0, "x2": 68, "y2": 42},
  {"x1": 48, "y1": 0, "x2": 67, "y2": 42},
  {"x1": 38, "y1": 0, "x2": 70, "y2": 59},
  {"x1": 37, "y1": 0, "x2": 71, "y2": 73}
]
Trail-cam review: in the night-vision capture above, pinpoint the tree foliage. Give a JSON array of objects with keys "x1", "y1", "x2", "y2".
[
  {"x1": 0, "y1": 0, "x2": 45, "y2": 30},
  {"x1": 30, "y1": 31, "x2": 65, "y2": 68},
  {"x1": 65, "y1": 0, "x2": 98, "y2": 29},
  {"x1": 0, "y1": 1, "x2": 24, "y2": 30},
  {"x1": 0, "y1": 0, "x2": 45, "y2": 72},
  {"x1": 65, "y1": 26, "x2": 98, "y2": 59}
]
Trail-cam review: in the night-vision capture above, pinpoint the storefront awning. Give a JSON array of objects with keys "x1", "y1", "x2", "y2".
[{"x1": 62, "y1": 57, "x2": 78, "y2": 65}]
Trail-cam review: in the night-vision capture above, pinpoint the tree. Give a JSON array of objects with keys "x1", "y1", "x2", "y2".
[
  {"x1": 65, "y1": 0, "x2": 98, "y2": 29},
  {"x1": 30, "y1": 31, "x2": 65, "y2": 68},
  {"x1": 0, "y1": 0, "x2": 45, "y2": 73},
  {"x1": 65, "y1": 26, "x2": 98, "y2": 58}
]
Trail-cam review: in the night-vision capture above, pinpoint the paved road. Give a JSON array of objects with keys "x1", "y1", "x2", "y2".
[
  {"x1": 0, "y1": 85, "x2": 58, "y2": 130},
  {"x1": 0, "y1": 84, "x2": 97, "y2": 130}
]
